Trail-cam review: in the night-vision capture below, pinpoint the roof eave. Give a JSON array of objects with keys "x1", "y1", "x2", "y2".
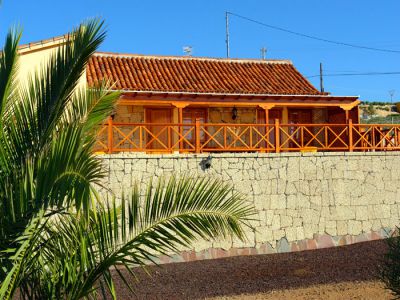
[{"x1": 114, "y1": 89, "x2": 359, "y2": 101}]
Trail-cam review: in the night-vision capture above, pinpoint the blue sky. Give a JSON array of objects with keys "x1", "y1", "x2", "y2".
[{"x1": 1, "y1": 0, "x2": 399, "y2": 101}]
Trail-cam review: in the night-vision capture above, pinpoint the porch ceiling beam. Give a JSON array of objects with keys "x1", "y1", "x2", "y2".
[
  {"x1": 119, "y1": 92, "x2": 358, "y2": 103},
  {"x1": 116, "y1": 90, "x2": 359, "y2": 101},
  {"x1": 171, "y1": 102, "x2": 189, "y2": 108},
  {"x1": 259, "y1": 104, "x2": 276, "y2": 110},
  {"x1": 118, "y1": 99, "x2": 357, "y2": 108},
  {"x1": 339, "y1": 100, "x2": 361, "y2": 111},
  {"x1": 118, "y1": 92, "x2": 360, "y2": 107}
]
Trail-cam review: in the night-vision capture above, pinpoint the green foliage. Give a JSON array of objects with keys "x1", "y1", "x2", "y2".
[
  {"x1": 367, "y1": 104, "x2": 376, "y2": 115},
  {"x1": 0, "y1": 19, "x2": 254, "y2": 300},
  {"x1": 361, "y1": 101, "x2": 394, "y2": 105},
  {"x1": 381, "y1": 232, "x2": 400, "y2": 298},
  {"x1": 362, "y1": 114, "x2": 400, "y2": 124},
  {"x1": 22, "y1": 177, "x2": 254, "y2": 299}
]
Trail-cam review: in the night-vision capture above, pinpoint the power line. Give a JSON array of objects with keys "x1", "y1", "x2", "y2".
[
  {"x1": 227, "y1": 12, "x2": 400, "y2": 54},
  {"x1": 307, "y1": 71, "x2": 400, "y2": 78}
]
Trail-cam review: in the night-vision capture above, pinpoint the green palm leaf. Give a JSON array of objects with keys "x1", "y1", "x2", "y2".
[
  {"x1": 0, "y1": 18, "x2": 255, "y2": 300},
  {"x1": 25, "y1": 177, "x2": 255, "y2": 299}
]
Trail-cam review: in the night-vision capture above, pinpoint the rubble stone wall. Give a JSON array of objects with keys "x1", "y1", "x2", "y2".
[{"x1": 98, "y1": 152, "x2": 399, "y2": 263}]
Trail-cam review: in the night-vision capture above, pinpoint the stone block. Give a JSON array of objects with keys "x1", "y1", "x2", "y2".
[
  {"x1": 270, "y1": 194, "x2": 286, "y2": 210},
  {"x1": 348, "y1": 220, "x2": 362, "y2": 235},
  {"x1": 277, "y1": 238, "x2": 290, "y2": 253},
  {"x1": 273, "y1": 229, "x2": 285, "y2": 241},
  {"x1": 337, "y1": 221, "x2": 348, "y2": 236},
  {"x1": 270, "y1": 214, "x2": 281, "y2": 230},
  {"x1": 280, "y1": 215, "x2": 293, "y2": 228},
  {"x1": 355, "y1": 206, "x2": 369, "y2": 221},
  {"x1": 285, "y1": 227, "x2": 297, "y2": 242}
]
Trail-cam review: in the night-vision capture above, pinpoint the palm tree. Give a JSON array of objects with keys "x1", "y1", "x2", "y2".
[{"x1": 0, "y1": 20, "x2": 254, "y2": 299}]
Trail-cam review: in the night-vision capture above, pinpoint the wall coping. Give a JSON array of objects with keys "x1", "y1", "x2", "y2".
[{"x1": 97, "y1": 151, "x2": 400, "y2": 159}]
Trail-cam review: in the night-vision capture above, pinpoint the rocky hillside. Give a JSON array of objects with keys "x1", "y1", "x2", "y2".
[{"x1": 359, "y1": 103, "x2": 400, "y2": 123}]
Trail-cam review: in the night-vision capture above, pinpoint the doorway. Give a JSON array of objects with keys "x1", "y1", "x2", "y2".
[
  {"x1": 288, "y1": 109, "x2": 313, "y2": 148},
  {"x1": 145, "y1": 108, "x2": 172, "y2": 150},
  {"x1": 183, "y1": 108, "x2": 208, "y2": 149}
]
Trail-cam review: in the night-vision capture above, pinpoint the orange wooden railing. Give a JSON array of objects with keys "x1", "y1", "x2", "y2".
[{"x1": 94, "y1": 118, "x2": 400, "y2": 154}]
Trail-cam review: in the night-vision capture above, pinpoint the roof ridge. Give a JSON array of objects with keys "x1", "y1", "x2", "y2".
[
  {"x1": 18, "y1": 34, "x2": 69, "y2": 52},
  {"x1": 93, "y1": 51, "x2": 292, "y2": 65}
]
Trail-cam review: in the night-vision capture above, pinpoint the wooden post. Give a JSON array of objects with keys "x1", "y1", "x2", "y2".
[
  {"x1": 172, "y1": 102, "x2": 188, "y2": 153},
  {"x1": 264, "y1": 109, "x2": 269, "y2": 152},
  {"x1": 275, "y1": 118, "x2": 280, "y2": 153},
  {"x1": 195, "y1": 118, "x2": 201, "y2": 153},
  {"x1": 345, "y1": 110, "x2": 349, "y2": 123},
  {"x1": 107, "y1": 116, "x2": 113, "y2": 154},
  {"x1": 259, "y1": 104, "x2": 275, "y2": 152},
  {"x1": 348, "y1": 118, "x2": 353, "y2": 152},
  {"x1": 178, "y1": 107, "x2": 183, "y2": 152}
]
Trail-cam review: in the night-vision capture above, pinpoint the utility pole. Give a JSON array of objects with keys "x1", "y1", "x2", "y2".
[
  {"x1": 389, "y1": 90, "x2": 395, "y2": 124},
  {"x1": 319, "y1": 62, "x2": 324, "y2": 93},
  {"x1": 260, "y1": 47, "x2": 267, "y2": 60},
  {"x1": 226, "y1": 11, "x2": 230, "y2": 58}
]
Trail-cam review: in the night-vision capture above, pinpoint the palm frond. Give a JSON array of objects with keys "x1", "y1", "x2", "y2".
[
  {"x1": 0, "y1": 27, "x2": 21, "y2": 122},
  {"x1": 61, "y1": 80, "x2": 119, "y2": 133},
  {"x1": 25, "y1": 176, "x2": 255, "y2": 299}
]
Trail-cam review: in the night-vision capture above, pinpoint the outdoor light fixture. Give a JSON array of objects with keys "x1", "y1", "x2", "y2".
[
  {"x1": 200, "y1": 155, "x2": 213, "y2": 171},
  {"x1": 232, "y1": 107, "x2": 238, "y2": 120}
]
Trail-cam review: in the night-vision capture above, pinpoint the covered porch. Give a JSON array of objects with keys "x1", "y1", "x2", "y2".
[{"x1": 92, "y1": 93, "x2": 399, "y2": 154}]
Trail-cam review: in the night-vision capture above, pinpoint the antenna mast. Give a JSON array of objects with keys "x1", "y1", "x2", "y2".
[
  {"x1": 226, "y1": 12, "x2": 230, "y2": 58},
  {"x1": 261, "y1": 47, "x2": 267, "y2": 60},
  {"x1": 319, "y1": 62, "x2": 324, "y2": 93}
]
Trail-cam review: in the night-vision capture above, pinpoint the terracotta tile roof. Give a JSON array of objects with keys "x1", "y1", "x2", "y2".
[{"x1": 86, "y1": 53, "x2": 323, "y2": 96}]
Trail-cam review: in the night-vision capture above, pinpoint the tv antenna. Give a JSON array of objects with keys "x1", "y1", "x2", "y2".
[
  {"x1": 260, "y1": 47, "x2": 267, "y2": 60},
  {"x1": 183, "y1": 46, "x2": 193, "y2": 56}
]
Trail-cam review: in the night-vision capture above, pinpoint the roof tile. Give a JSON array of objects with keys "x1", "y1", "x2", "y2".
[{"x1": 86, "y1": 53, "x2": 323, "y2": 95}]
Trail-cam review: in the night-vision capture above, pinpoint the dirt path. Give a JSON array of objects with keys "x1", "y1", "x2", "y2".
[
  {"x1": 209, "y1": 281, "x2": 391, "y2": 299},
  {"x1": 112, "y1": 240, "x2": 392, "y2": 299}
]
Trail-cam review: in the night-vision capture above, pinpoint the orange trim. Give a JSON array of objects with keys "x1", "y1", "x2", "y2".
[{"x1": 119, "y1": 99, "x2": 357, "y2": 108}]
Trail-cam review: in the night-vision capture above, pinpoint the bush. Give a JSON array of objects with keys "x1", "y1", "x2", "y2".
[
  {"x1": 367, "y1": 104, "x2": 376, "y2": 115},
  {"x1": 381, "y1": 232, "x2": 400, "y2": 297}
]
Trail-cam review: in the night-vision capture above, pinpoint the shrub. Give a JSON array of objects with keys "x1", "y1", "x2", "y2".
[{"x1": 381, "y1": 231, "x2": 400, "y2": 297}]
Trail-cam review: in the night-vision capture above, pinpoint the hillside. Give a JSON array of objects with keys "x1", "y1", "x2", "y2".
[{"x1": 359, "y1": 103, "x2": 400, "y2": 124}]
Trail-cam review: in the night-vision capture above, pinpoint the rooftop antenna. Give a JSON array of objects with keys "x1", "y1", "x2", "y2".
[
  {"x1": 226, "y1": 11, "x2": 230, "y2": 58},
  {"x1": 260, "y1": 47, "x2": 267, "y2": 60},
  {"x1": 319, "y1": 62, "x2": 324, "y2": 93},
  {"x1": 183, "y1": 46, "x2": 193, "y2": 56}
]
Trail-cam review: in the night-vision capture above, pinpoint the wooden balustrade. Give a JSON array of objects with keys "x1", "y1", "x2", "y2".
[{"x1": 93, "y1": 120, "x2": 400, "y2": 154}]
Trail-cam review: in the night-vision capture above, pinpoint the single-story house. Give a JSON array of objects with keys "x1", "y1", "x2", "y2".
[
  {"x1": 86, "y1": 53, "x2": 360, "y2": 153},
  {"x1": 22, "y1": 36, "x2": 400, "y2": 154}
]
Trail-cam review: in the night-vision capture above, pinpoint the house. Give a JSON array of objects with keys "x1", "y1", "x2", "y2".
[
  {"x1": 87, "y1": 53, "x2": 362, "y2": 153},
  {"x1": 21, "y1": 36, "x2": 400, "y2": 154}
]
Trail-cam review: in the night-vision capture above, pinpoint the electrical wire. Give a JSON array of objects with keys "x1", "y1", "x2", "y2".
[
  {"x1": 227, "y1": 12, "x2": 400, "y2": 54},
  {"x1": 307, "y1": 71, "x2": 400, "y2": 78}
]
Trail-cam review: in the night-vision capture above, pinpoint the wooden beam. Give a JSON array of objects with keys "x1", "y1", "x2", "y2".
[
  {"x1": 118, "y1": 99, "x2": 359, "y2": 108},
  {"x1": 171, "y1": 102, "x2": 189, "y2": 109},
  {"x1": 339, "y1": 100, "x2": 361, "y2": 111},
  {"x1": 258, "y1": 104, "x2": 276, "y2": 110},
  {"x1": 120, "y1": 93, "x2": 358, "y2": 103}
]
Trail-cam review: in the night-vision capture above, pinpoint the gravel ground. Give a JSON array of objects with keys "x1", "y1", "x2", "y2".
[
  {"x1": 209, "y1": 281, "x2": 391, "y2": 300},
  {"x1": 111, "y1": 240, "x2": 391, "y2": 299}
]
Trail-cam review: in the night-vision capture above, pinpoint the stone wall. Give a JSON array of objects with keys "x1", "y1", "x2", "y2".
[
  {"x1": 114, "y1": 105, "x2": 144, "y2": 123},
  {"x1": 98, "y1": 152, "x2": 400, "y2": 263},
  {"x1": 208, "y1": 107, "x2": 257, "y2": 123}
]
